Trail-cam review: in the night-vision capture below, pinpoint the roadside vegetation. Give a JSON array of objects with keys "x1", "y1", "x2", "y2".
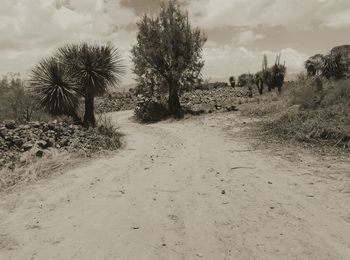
[
  {"x1": 239, "y1": 46, "x2": 350, "y2": 150},
  {"x1": 0, "y1": 43, "x2": 125, "y2": 191}
]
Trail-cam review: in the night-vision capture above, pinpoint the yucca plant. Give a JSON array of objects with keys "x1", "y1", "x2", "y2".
[
  {"x1": 58, "y1": 43, "x2": 124, "y2": 127},
  {"x1": 30, "y1": 57, "x2": 82, "y2": 122},
  {"x1": 304, "y1": 54, "x2": 324, "y2": 77},
  {"x1": 322, "y1": 53, "x2": 346, "y2": 80}
]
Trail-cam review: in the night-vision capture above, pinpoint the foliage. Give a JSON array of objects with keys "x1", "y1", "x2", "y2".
[
  {"x1": 58, "y1": 43, "x2": 124, "y2": 97},
  {"x1": 240, "y1": 78, "x2": 350, "y2": 149},
  {"x1": 58, "y1": 43, "x2": 125, "y2": 126},
  {"x1": 131, "y1": 0, "x2": 207, "y2": 118},
  {"x1": 0, "y1": 75, "x2": 47, "y2": 123},
  {"x1": 229, "y1": 76, "x2": 235, "y2": 88},
  {"x1": 237, "y1": 73, "x2": 254, "y2": 87},
  {"x1": 322, "y1": 53, "x2": 347, "y2": 80},
  {"x1": 134, "y1": 98, "x2": 168, "y2": 123},
  {"x1": 30, "y1": 43, "x2": 124, "y2": 127},
  {"x1": 305, "y1": 45, "x2": 350, "y2": 80},
  {"x1": 30, "y1": 57, "x2": 81, "y2": 119},
  {"x1": 304, "y1": 54, "x2": 324, "y2": 76},
  {"x1": 289, "y1": 77, "x2": 325, "y2": 109}
]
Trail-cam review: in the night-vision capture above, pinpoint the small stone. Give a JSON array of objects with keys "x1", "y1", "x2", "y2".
[
  {"x1": 268, "y1": 181, "x2": 273, "y2": 184},
  {"x1": 12, "y1": 135, "x2": 23, "y2": 147},
  {"x1": 37, "y1": 140, "x2": 48, "y2": 149},
  {"x1": 0, "y1": 127, "x2": 8, "y2": 138},
  {"x1": 221, "y1": 190, "x2": 226, "y2": 195},
  {"x1": 36, "y1": 150, "x2": 44, "y2": 157},
  {"x1": 22, "y1": 142, "x2": 33, "y2": 151},
  {"x1": 4, "y1": 120, "x2": 16, "y2": 129},
  {"x1": 30, "y1": 121, "x2": 41, "y2": 128},
  {"x1": 196, "y1": 253, "x2": 204, "y2": 257},
  {"x1": 46, "y1": 138, "x2": 55, "y2": 147}
]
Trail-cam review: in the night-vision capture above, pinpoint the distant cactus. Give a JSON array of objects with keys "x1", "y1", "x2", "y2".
[
  {"x1": 229, "y1": 76, "x2": 236, "y2": 88},
  {"x1": 254, "y1": 72, "x2": 264, "y2": 95}
]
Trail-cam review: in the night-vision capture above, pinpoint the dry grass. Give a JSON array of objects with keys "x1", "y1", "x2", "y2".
[
  {"x1": 239, "y1": 79, "x2": 350, "y2": 149},
  {"x1": 0, "y1": 150, "x2": 81, "y2": 192}
]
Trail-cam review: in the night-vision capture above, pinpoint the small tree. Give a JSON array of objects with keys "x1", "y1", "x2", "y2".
[
  {"x1": 254, "y1": 72, "x2": 264, "y2": 95},
  {"x1": 304, "y1": 54, "x2": 324, "y2": 77},
  {"x1": 229, "y1": 76, "x2": 236, "y2": 88},
  {"x1": 58, "y1": 43, "x2": 124, "y2": 126},
  {"x1": 131, "y1": 0, "x2": 207, "y2": 118},
  {"x1": 322, "y1": 53, "x2": 346, "y2": 80}
]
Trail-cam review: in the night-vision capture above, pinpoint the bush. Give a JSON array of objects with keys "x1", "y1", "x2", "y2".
[
  {"x1": 241, "y1": 78, "x2": 350, "y2": 149},
  {"x1": 134, "y1": 98, "x2": 168, "y2": 123},
  {"x1": 0, "y1": 75, "x2": 38, "y2": 123},
  {"x1": 290, "y1": 77, "x2": 325, "y2": 109}
]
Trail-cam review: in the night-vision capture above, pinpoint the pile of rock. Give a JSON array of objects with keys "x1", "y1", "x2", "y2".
[
  {"x1": 96, "y1": 92, "x2": 137, "y2": 113},
  {"x1": 0, "y1": 119, "x2": 118, "y2": 169},
  {"x1": 181, "y1": 87, "x2": 251, "y2": 113}
]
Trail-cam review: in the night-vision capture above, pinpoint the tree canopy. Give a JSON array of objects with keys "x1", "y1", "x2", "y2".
[{"x1": 131, "y1": 0, "x2": 207, "y2": 117}]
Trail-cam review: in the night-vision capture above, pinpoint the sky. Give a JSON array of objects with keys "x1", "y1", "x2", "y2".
[{"x1": 1, "y1": 0, "x2": 350, "y2": 84}]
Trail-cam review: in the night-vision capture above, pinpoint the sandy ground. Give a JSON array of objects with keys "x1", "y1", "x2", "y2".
[{"x1": 1, "y1": 110, "x2": 350, "y2": 260}]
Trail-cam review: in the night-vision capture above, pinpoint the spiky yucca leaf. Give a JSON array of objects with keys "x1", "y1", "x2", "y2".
[
  {"x1": 30, "y1": 57, "x2": 81, "y2": 116},
  {"x1": 322, "y1": 53, "x2": 346, "y2": 79},
  {"x1": 58, "y1": 43, "x2": 125, "y2": 96}
]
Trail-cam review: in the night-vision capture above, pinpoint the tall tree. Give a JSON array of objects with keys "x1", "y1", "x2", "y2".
[
  {"x1": 58, "y1": 43, "x2": 124, "y2": 126},
  {"x1": 131, "y1": 0, "x2": 207, "y2": 118}
]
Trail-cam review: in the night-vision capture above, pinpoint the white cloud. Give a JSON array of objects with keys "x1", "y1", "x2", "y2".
[
  {"x1": 188, "y1": 0, "x2": 350, "y2": 30},
  {"x1": 237, "y1": 30, "x2": 264, "y2": 45},
  {"x1": 0, "y1": 0, "x2": 349, "y2": 84},
  {"x1": 203, "y1": 45, "x2": 307, "y2": 80},
  {"x1": 324, "y1": 9, "x2": 350, "y2": 28},
  {"x1": 52, "y1": 6, "x2": 91, "y2": 29},
  {"x1": 0, "y1": 0, "x2": 137, "y2": 83}
]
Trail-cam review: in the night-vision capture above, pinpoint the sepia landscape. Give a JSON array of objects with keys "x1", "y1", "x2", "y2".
[{"x1": 0, "y1": 0, "x2": 350, "y2": 259}]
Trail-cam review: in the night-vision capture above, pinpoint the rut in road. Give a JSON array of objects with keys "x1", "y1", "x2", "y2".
[{"x1": 1, "y1": 110, "x2": 350, "y2": 260}]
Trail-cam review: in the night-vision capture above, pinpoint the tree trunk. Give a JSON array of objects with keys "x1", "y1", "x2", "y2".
[
  {"x1": 277, "y1": 85, "x2": 282, "y2": 94},
  {"x1": 256, "y1": 80, "x2": 263, "y2": 95},
  {"x1": 168, "y1": 84, "x2": 182, "y2": 118},
  {"x1": 83, "y1": 92, "x2": 96, "y2": 127}
]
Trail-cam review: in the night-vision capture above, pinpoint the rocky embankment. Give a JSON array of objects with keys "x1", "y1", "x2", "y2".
[
  {"x1": 0, "y1": 120, "x2": 120, "y2": 170},
  {"x1": 96, "y1": 86, "x2": 253, "y2": 114},
  {"x1": 96, "y1": 92, "x2": 137, "y2": 113},
  {"x1": 181, "y1": 87, "x2": 252, "y2": 113}
]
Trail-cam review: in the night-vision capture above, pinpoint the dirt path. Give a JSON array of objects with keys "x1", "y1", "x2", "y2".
[{"x1": 1, "y1": 110, "x2": 350, "y2": 260}]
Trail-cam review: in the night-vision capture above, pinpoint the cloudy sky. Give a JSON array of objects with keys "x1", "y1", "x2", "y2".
[{"x1": 1, "y1": 0, "x2": 350, "y2": 84}]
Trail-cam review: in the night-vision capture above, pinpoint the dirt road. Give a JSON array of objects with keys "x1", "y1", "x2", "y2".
[{"x1": 1, "y1": 110, "x2": 350, "y2": 260}]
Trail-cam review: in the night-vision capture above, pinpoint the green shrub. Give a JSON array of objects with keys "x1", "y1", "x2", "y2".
[
  {"x1": 134, "y1": 98, "x2": 168, "y2": 123},
  {"x1": 0, "y1": 75, "x2": 50, "y2": 123}
]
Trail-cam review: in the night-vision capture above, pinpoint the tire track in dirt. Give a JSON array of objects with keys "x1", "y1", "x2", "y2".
[{"x1": 1, "y1": 110, "x2": 350, "y2": 260}]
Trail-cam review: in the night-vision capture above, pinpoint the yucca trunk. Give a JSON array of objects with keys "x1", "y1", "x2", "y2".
[{"x1": 83, "y1": 90, "x2": 96, "y2": 127}]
